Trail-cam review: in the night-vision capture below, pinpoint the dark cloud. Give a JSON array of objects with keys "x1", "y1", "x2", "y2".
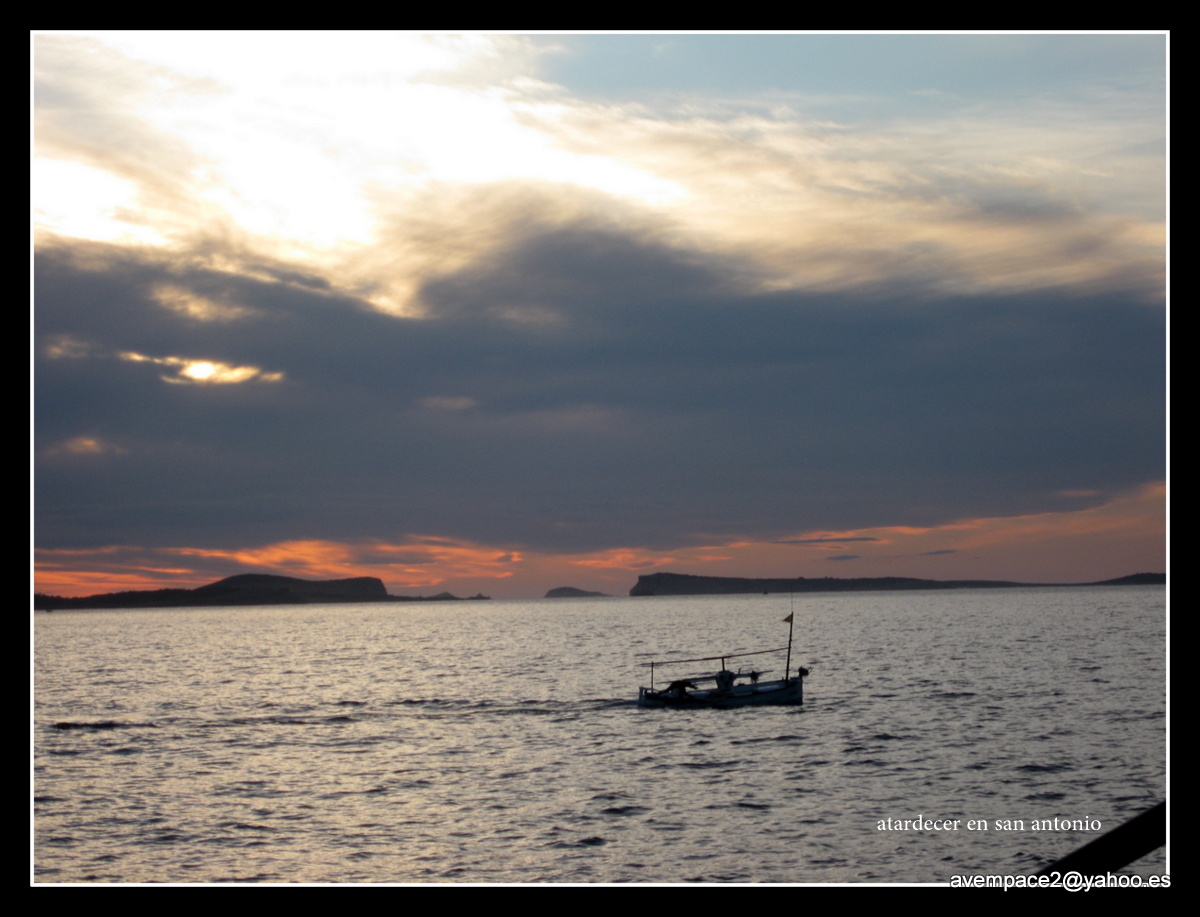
[{"x1": 34, "y1": 208, "x2": 1165, "y2": 557}]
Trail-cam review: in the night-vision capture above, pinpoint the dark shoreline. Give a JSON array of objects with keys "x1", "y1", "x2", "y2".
[
  {"x1": 628, "y1": 571, "x2": 1165, "y2": 597},
  {"x1": 35, "y1": 572, "x2": 490, "y2": 611},
  {"x1": 36, "y1": 570, "x2": 1163, "y2": 610}
]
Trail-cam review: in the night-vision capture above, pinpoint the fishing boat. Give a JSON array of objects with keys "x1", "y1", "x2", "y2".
[{"x1": 637, "y1": 614, "x2": 809, "y2": 708}]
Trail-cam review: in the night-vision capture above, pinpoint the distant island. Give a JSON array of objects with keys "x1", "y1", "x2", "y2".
[
  {"x1": 629, "y1": 571, "x2": 1165, "y2": 597},
  {"x1": 35, "y1": 573, "x2": 491, "y2": 610},
  {"x1": 544, "y1": 586, "x2": 610, "y2": 598}
]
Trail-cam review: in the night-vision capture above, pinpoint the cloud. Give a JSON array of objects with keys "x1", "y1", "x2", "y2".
[
  {"x1": 34, "y1": 207, "x2": 1164, "y2": 558},
  {"x1": 516, "y1": 83, "x2": 1164, "y2": 302},
  {"x1": 775, "y1": 537, "x2": 881, "y2": 545},
  {"x1": 33, "y1": 33, "x2": 1165, "y2": 314},
  {"x1": 117, "y1": 351, "x2": 283, "y2": 384},
  {"x1": 35, "y1": 482, "x2": 1165, "y2": 597},
  {"x1": 34, "y1": 535, "x2": 523, "y2": 596},
  {"x1": 33, "y1": 33, "x2": 1166, "y2": 594}
]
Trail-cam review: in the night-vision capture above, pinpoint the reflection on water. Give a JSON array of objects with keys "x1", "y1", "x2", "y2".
[{"x1": 34, "y1": 588, "x2": 1166, "y2": 883}]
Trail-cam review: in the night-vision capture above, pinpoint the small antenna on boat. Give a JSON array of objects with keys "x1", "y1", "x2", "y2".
[{"x1": 784, "y1": 591, "x2": 795, "y2": 677}]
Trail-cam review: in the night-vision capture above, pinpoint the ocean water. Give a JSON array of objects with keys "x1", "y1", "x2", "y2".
[{"x1": 33, "y1": 586, "x2": 1167, "y2": 884}]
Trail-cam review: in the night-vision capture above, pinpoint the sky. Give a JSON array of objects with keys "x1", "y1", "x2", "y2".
[{"x1": 32, "y1": 32, "x2": 1167, "y2": 599}]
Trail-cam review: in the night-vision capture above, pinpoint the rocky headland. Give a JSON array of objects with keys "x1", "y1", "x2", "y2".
[
  {"x1": 629, "y1": 571, "x2": 1165, "y2": 597},
  {"x1": 35, "y1": 573, "x2": 489, "y2": 610}
]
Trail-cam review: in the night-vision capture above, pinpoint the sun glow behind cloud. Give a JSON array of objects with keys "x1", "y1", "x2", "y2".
[
  {"x1": 33, "y1": 159, "x2": 166, "y2": 246},
  {"x1": 34, "y1": 31, "x2": 684, "y2": 312},
  {"x1": 34, "y1": 34, "x2": 1165, "y2": 599},
  {"x1": 42, "y1": 435, "x2": 125, "y2": 458},
  {"x1": 34, "y1": 32, "x2": 1164, "y2": 318},
  {"x1": 117, "y1": 351, "x2": 282, "y2": 384}
]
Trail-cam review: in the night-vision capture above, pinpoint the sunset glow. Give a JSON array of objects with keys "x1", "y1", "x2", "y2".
[
  {"x1": 117, "y1": 351, "x2": 282, "y2": 384},
  {"x1": 34, "y1": 33, "x2": 1166, "y2": 600},
  {"x1": 34, "y1": 483, "x2": 1165, "y2": 599}
]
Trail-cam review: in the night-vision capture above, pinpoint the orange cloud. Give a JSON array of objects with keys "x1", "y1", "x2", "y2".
[
  {"x1": 566, "y1": 548, "x2": 681, "y2": 570},
  {"x1": 171, "y1": 537, "x2": 522, "y2": 589},
  {"x1": 748, "y1": 482, "x2": 1167, "y2": 583},
  {"x1": 35, "y1": 536, "x2": 526, "y2": 598},
  {"x1": 34, "y1": 484, "x2": 1165, "y2": 600}
]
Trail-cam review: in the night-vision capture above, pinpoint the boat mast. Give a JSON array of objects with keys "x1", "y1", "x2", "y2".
[{"x1": 784, "y1": 596, "x2": 795, "y2": 678}]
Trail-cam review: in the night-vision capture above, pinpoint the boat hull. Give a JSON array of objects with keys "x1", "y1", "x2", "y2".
[{"x1": 637, "y1": 677, "x2": 803, "y2": 709}]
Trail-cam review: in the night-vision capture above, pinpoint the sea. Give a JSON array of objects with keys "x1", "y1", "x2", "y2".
[{"x1": 32, "y1": 586, "x2": 1168, "y2": 885}]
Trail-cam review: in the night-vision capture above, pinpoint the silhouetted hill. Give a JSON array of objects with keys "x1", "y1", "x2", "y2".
[
  {"x1": 629, "y1": 571, "x2": 1165, "y2": 596},
  {"x1": 192, "y1": 573, "x2": 387, "y2": 603},
  {"x1": 35, "y1": 574, "x2": 489, "y2": 610},
  {"x1": 544, "y1": 586, "x2": 610, "y2": 598},
  {"x1": 1088, "y1": 573, "x2": 1167, "y2": 586}
]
